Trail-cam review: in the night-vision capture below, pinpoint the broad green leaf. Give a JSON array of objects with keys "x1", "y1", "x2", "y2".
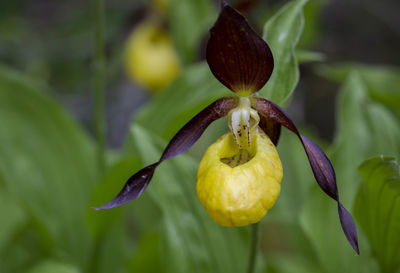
[
  {"x1": 0, "y1": 224, "x2": 51, "y2": 273},
  {"x1": 267, "y1": 254, "x2": 323, "y2": 273},
  {"x1": 317, "y1": 63, "x2": 400, "y2": 109},
  {"x1": 25, "y1": 260, "x2": 79, "y2": 273},
  {"x1": 354, "y1": 156, "x2": 400, "y2": 273},
  {"x1": 0, "y1": 66, "x2": 98, "y2": 270},
  {"x1": 169, "y1": 0, "x2": 215, "y2": 63},
  {"x1": 365, "y1": 104, "x2": 400, "y2": 159},
  {"x1": 0, "y1": 190, "x2": 27, "y2": 253},
  {"x1": 127, "y1": 231, "x2": 162, "y2": 273},
  {"x1": 124, "y1": 124, "x2": 248, "y2": 273},
  {"x1": 96, "y1": 218, "x2": 128, "y2": 273},
  {"x1": 260, "y1": 0, "x2": 307, "y2": 105}
]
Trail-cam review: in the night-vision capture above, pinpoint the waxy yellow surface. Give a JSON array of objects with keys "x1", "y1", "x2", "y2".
[{"x1": 197, "y1": 129, "x2": 283, "y2": 226}]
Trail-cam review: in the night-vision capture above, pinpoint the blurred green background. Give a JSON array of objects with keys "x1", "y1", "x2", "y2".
[{"x1": 0, "y1": 0, "x2": 399, "y2": 272}]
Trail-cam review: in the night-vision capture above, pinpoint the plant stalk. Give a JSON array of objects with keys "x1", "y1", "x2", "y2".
[
  {"x1": 247, "y1": 222, "x2": 260, "y2": 273},
  {"x1": 89, "y1": 0, "x2": 106, "y2": 272},
  {"x1": 94, "y1": 0, "x2": 106, "y2": 171}
]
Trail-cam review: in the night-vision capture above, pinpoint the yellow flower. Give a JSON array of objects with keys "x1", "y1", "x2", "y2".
[
  {"x1": 124, "y1": 22, "x2": 181, "y2": 92},
  {"x1": 197, "y1": 129, "x2": 282, "y2": 226}
]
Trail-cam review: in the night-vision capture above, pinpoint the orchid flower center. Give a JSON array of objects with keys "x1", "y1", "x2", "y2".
[
  {"x1": 228, "y1": 97, "x2": 260, "y2": 150},
  {"x1": 221, "y1": 149, "x2": 253, "y2": 167}
]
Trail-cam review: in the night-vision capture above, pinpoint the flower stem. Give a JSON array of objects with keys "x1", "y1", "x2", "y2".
[
  {"x1": 94, "y1": 0, "x2": 106, "y2": 171},
  {"x1": 89, "y1": 1, "x2": 106, "y2": 273},
  {"x1": 247, "y1": 222, "x2": 260, "y2": 273}
]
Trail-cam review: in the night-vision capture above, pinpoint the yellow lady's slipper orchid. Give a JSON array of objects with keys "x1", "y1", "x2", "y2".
[
  {"x1": 95, "y1": 1, "x2": 359, "y2": 254},
  {"x1": 197, "y1": 129, "x2": 282, "y2": 226}
]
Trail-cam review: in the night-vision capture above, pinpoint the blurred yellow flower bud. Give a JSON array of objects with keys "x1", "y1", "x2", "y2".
[
  {"x1": 124, "y1": 22, "x2": 181, "y2": 92},
  {"x1": 197, "y1": 129, "x2": 283, "y2": 227},
  {"x1": 154, "y1": 0, "x2": 169, "y2": 14}
]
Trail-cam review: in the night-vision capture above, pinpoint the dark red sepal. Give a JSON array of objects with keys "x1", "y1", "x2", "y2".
[
  {"x1": 93, "y1": 97, "x2": 237, "y2": 210},
  {"x1": 258, "y1": 115, "x2": 281, "y2": 145},
  {"x1": 338, "y1": 203, "x2": 360, "y2": 254},
  {"x1": 206, "y1": 3, "x2": 273, "y2": 95},
  {"x1": 93, "y1": 163, "x2": 159, "y2": 210},
  {"x1": 160, "y1": 97, "x2": 238, "y2": 160},
  {"x1": 251, "y1": 97, "x2": 359, "y2": 254},
  {"x1": 234, "y1": 0, "x2": 260, "y2": 14}
]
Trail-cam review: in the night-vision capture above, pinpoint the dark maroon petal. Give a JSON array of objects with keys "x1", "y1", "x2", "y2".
[
  {"x1": 234, "y1": 0, "x2": 260, "y2": 13},
  {"x1": 93, "y1": 163, "x2": 159, "y2": 210},
  {"x1": 300, "y1": 135, "x2": 338, "y2": 200},
  {"x1": 251, "y1": 97, "x2": 359, "y2": 254},
  {"x1": 206, "y1": 3, "x2": 273, "y2": 95},
  {"x1": 338, "y1": 203, "x2": 360, "y2": 254},
  {"x1": 161, "y1": 97, "x2": 237, "y2": 160},
  {"x1": 258, "y1": 115, "x2": 281, "y2": 145},
  {"x1": 93, "y1": 97, "x2": 237, "y2": 210}
]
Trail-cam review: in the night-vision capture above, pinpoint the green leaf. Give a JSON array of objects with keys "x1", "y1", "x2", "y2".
[
  {"x1": 331, "y1": 72, "x2": 372, "y2": 203},
  {"x1": 296, "y1": 49, "x2": 325, "y2": 63},
  {"x1": 127, "y1": 231, "x2": 162, "y2": 273},
  {"x1": 297, "y1": 0, "x2": 328, "y2": 48},
  {"x1": 96, "y1": 218, "x2": 128, "y2": 273},
  {"x1": 169, "y1": 0, "x2": 216, "y2": 63},
  {"x1": 267, "y1": 254, "x2": 323, "y2": 273},
  {"x1": 365, "y1": 104, "x2": 400, "y2": 159},
  {"x1": 124, "y1": 124, "x2": 248, "y2": 273},
  {"x1": 25, "y1": 260, "x2": 80, "y2": 273},
  {"x1": 0, "y1": 190, "x2": 27, "y2": 254},
  {"x1": 260, "y1": 0, "x2": 307, "y2": 105},
  {"x1": 317, "y1": 63, "x2": 400, "y2": 109},
  {"x1": 0, "y1": 65, "x2": 98, "y2": 270},
  {"x1": 332, "y1": 72, "x2": 400, "y2": 203},
  {"x1": 354, "y1": 156, "x2": 400, "y2": 273}
]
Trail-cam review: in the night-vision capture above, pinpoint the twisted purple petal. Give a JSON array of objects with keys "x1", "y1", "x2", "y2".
[
  {"x1": 252, "y1": 97, "x2": 359, "y2": 254},
  {"x1": 94, "y1": 97, "x2": 237, "y2": 210}
]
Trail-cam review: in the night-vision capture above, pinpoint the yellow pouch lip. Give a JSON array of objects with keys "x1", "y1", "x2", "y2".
[{"x1": 197, "y1": 129, "x2": 283, "y2": 227}]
